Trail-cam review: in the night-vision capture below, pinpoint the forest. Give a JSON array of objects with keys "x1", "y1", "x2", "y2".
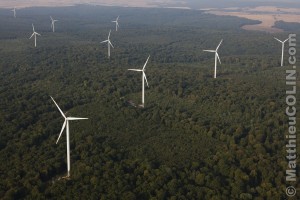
[{"x1": 0, "y1": 5, "x2": 299, "y2": 199}]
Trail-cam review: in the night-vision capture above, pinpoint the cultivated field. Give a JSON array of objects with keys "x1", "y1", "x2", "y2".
[{"x1": 206, "y1": 6, "x2": 300, "y2": 33}]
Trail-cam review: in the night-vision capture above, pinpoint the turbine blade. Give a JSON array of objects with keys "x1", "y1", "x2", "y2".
[
  {"x1": 144, "y1": 72, "x2": 149, "y2": 87},
  {"x1": 50, "y1": 16, "x2": 53, "y2": 21},
  {"x1": 67, "y1": 117, "x2": 88, "y2": 120},
  {"x1": 203, "y1": 50, "x2": 215, "y2": 53},
  {"x1": 36, "y1": 32, "x2": 41, "y2": 36},
  {"x1": 50, "y1": 96, "x2": 66, "y2": 118},
  {"x1": 128, "y1": 69, "x2": 142, "y2": 71},
  {"x1": 56, "y1": 120, "x2": 66, "y2": 144},
  {"x1": 274, "y1": 37, "x2": 282, "y2": 43},
  {"x1": 216, "y1": 39, "x2": 223, "y2": 51},
  {"x1": 100, "y1": 40, "x2": 108, "y2": 44},
  {"x1": 32, "y1": 24, "x2": 35, "y2": 32},
  {"x1": 143, "y1": 55, "x2": 150, "y2": 70},
  {"x1": 216, "y1": 52, "x2": 221, "y2": 64}
]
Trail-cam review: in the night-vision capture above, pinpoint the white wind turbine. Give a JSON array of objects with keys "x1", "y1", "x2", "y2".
[
  {"x1": 128, "y1": 55, "x2": 150, "y2": 108},
  {"x1": 50, "y1": 16, "x2": 58, "y2": 32},
  {"x1": 203, "y1": 39, "x2": 223, "y2": 79},
  {"x1": 29, "y1": 24, "x2": 41, "y2": 47},
  {"x1": 50, "y1": 96, "x2": 88, "y2": 178},
  {"x1": 112, "y1": 16, "x2": 119, "y2": 31},
  {"x1": 11, "y1": 7, "x2": 16, "y2": 18},
  {"x1": 101, "y1": 30, "x2": 114, "y2": 58},
  {"x1": 274, "y1": 37, "x2": 289, "y2": 66}
]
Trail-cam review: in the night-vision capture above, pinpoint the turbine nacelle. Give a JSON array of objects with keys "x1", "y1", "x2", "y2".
[
  {"x1": 50, "y1": 96, "x2": 88, "y2": 178},
  {"x1": 128, "y1": 55, "x2": 150, "y2": 107},
  {"x1": 203, "y1": 39, "x2": 223, "y2": 78},
  {"x1": 203, "y1": 50, "x2": 221, "y2": 64},
  {"x1": 30, "y1": 24, "x2": 41, "y2": 36},
  {"x1": 29, "y1": 24, "x2": 41, "y2": 47},
  {"x1": 50, "y1": 16, "x2": 58, "y2": 32},
  {"x1": 100, "y1": 39, "x2": 114, "y2": 48},
  {"x1": 128, "y1": 55, "x2": 150, "y2": 87},
  {"x1": 50, "y1": 16, "x2": 58, "y2": 22},
  {"x1": 112, "y1": 16, "x2": 120, "y2": 31},
  {"x1": 274, "y1": 37, "x2": 289, "y2": 44},
  {"x1": 128, "y1": 69, "x2": 149, "y2": 87},
  {"x1": 101, "y1": 30, "x2": 114, "y2": 57},
  {"x1": 50, "y1": 96, "x2": 88, "y2": 144},
  {"x1": 274, "y1": 36, "x2": 289, "y2": 66},
  {"x1": 11, "y1": 7, "x2": 16, "y2": 18}
]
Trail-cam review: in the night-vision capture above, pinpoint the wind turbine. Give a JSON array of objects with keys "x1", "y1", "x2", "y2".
[
  {"x1": 274, "y1": 37, "x2": 289, "y2": 66},
  {"x1": 128, "y1": 55, "x2": 150, "y2": 108},
  {"x1": 50, "y1": 16, "x2": 58, "y2": 32},
  {"x1": 11, "y1": 7, "x2": 16, "y2": 18},
  {"x1": 101, "y1": 30, "x2": 114, "y2": 58},
  {"x1": 50, "y1": 96, "x2": 88, "y2": 178},
  {"x1": 203, "y1": 39, "x2": 223, "y2": 79},
  {"x1": 112, "y1": 16, "x2": 119, "y2": 31},
  {"x1": 29, "y1": 24, "x2": 41, "y2": 47}
]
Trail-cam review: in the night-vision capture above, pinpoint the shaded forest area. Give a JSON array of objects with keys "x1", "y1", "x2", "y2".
[{"x1": 0, "y1": 5, "x2": 299, "y2": 199}]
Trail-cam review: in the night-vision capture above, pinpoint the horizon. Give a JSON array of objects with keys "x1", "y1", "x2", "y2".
[{"x1": 1, "y1": 0, "x2": 300, "y2": 9}]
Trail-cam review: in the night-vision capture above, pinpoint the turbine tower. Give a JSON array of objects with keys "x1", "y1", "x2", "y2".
[
  {"x1": 203, "y1": 39, "x2": 223, "y2": 79},
  {"x1": 29, "y1": 24, "x2": 41, "y2": 47},
  {"x1": 50, "y1": 96, "x2": 88, "y2": 178},
  {"x1": 101, "y1": 30, "x2": 114, "y2": 58},
  {"x1": 274, "y1": 37, "x2": 289, "y2": 66},
  {"x1": 112, "y1": 16, "x2": 119, "y2": 31},
  {"x1": 11, "y1": 7, "x2": 16, "y2": 18},
  {"x1": 128, "y1": 55, "x2": 150, "y2": 108},
  {"x1": 50, "y1": 16, "x2": 58, "y2": 32}
]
